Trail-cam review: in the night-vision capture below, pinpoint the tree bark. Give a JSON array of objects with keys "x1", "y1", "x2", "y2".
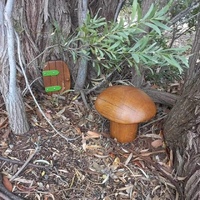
[
  {"x1": 88, "y1": 0, "x2": 121, "y2": 21},
  {"x1": 74, "y1": 0, "x2": 88, "y2": 92},
  {"x1": 13, "y1": 0, "x2": 72, "y2": 89},
  {"x1": 164, "y1": 14, "x2": 200, "y2": 200},
  {"x1": 184, "y1": 14, "x2": 200, "y2": 90},
  {"x1": 144, "y1": 88, "x2": 178, "y2": 107},
  {"x1": 0, "y1": 0, "x2": 29, "y2": 134},
  {"x1": 13, "y1": 0, "x2": 122, "y2": 90},
  {"x1": 74, "y1": 0, "x2": 123, "y2": 91}
]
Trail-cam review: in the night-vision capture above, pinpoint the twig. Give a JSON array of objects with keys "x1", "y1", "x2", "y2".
[
  {"x1": 0, "y1": 156, "x2": 51, "y2": 169},
  {"x1": 114, "y1": 0, "x2": 125, "y2": 22},
  {"x1": 80, "y1": 90, "x2": 90, "y2": 110},
  {"x1": 0, "y1": 174, "x2": 25, "y2": 200},
  {"x1": 141, "y1": 114, "x2": 167, "y2": 128},
  {"x1": 10, "y1": 145, "x2": 40, "y2": 182},
  {"x1": 169, "y1": 0, "x2": 200, "y2": 25},
  {"x1": 27, "y1": 45, "x2": 58, "y2": 67}
]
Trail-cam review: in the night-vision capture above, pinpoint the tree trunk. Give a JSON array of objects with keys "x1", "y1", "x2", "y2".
[
  {"x1": 13, "y1": 0, "x2": 122, "y2": 90},
  {"x1": 13, "y1": 0, "x2": 73, "y2": 89},
  {"x1": 88, "y1": 0, "x2": 121, "y2": 21},
  {"x1": 74, "y1": 0, "x2": 123, "y2": 91},
  {"x1": 0, "y1": 0, "x2": 29, "y2": 134},
  {"x1": 74, "y1": 0, "x2": 88, "y2": 92},
  {"x1": 164, "y1": 15, "x2": 200, "y2": 200}
]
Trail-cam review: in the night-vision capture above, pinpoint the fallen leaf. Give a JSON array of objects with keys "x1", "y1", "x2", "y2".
[
  {"x1": 2, "y1": 175, "x2": 13, "y2": 192},
  {"x1": 82, "y1": 134, "x2": 87, "y2": 151},
  {"x1": 151, "y1": 139, "x2": 163, "y2": 148},
  {"x1": 74, "y1": 126, "x2": 82, "y2": 135},
  {"x1": 36, "y1": 108, "x2": 43, "y2": 120},
  {"x1": 45, "y1": 112, "x2": 52, "y2": 120},
  {"x1": 56, "y1": 107, "x2": 66, "y2": 116},
  {"x1": 85, "y1": 145, "x2": 102, "y2": 149},
  {"x1": 2, "y1": 129, "x2": 10, "y2": 139},
  {"x1": 111, "y1": 157, "x2": 120, "y2": 170},
  {"x1": 124, "y1": 153, "x2": 133, "y2": 166},
  {"x1": 133, "y1": 160, "x2": 145, "y2": 169},
  {"x1": 0, "y1": 117, "x2": 8, "y2": 128},
  {"x1": 86, "y1": 131, "x2": 101, "y2": 139}
]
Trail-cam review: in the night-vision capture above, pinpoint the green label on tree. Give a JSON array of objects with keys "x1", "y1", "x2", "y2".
[
  {"x1": 42, "y1": 70, "x2": 60, "y2": 77},
  {"x1": 45, "y1": 86, "x2": 61, "y2": 92}
]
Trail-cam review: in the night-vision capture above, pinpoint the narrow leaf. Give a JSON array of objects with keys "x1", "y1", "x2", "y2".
[
  {"x1": 151, "y1": 20, "x2": 170, "y2": 31},
  {"x1": 131, "y1": 0, "x2": 138, "y2": 21},
  {"x1": 143, "y1": 4, "x2": 155, "y2": 20},
  {"x1": 163, "y1": 55, "x2": 183, "y2": 73},
  {"x1": 144, "y1": 22, "x2": 161, "y2": 35},
  {"x1": 156, "y1": 0, "x2": 172, "y2": 17},
  {"x1": 131, "y1": 53, "x2": 140, "y2": 63},
  {"x1": 108, "y1": 41, "x2": 121, "y2": 50}
]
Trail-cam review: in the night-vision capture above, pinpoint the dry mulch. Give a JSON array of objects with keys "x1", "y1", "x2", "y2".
[{"x1": 0, "y1": 91, "x2": 178, "y2": 200}]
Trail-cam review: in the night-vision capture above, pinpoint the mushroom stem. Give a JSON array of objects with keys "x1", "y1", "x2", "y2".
[{"x1": 110, "y1": 121, "x2": 138, "y2": 143}]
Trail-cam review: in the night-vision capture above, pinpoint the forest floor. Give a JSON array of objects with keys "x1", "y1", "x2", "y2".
[{"x1": 0, "y1": 89, "x2": 178, "y2": 200}]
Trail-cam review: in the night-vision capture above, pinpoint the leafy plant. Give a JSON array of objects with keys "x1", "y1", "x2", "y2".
[{"x1": 65, "y1": 0, "x2": 189, "y2": 77}]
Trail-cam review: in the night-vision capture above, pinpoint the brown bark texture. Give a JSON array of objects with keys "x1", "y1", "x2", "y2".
[
  {"x1": 0, "y1": 1, "x2": 29, "y2": 135},
  {"x1": 164, "y1": 15, "x2": 200, "y2": 200},
  {"x1": 88, "y1": 0, "x2": 121, "y2": 21},
  {"x1": 13, "y1": 0, "x2": 72, "y2": 89},
  {"x1": 144, "y1": 88, "x2": 178, "y2": 107},
  {"x1": 13, "y1": 0, "x2": 121, "y2": 90}
]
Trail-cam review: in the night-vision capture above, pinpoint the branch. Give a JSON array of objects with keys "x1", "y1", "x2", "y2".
[
  {"x1": 75, "y1": 0, "x2": 89, "y2": 92},
  {"x1": 10, "y1": 144, "x2": 40, "y2": 181},
  {"x1": 169, "y1": 1, "x2": 200, "y2": 25},
  {"x1": 0, "y1": 156, "x2": 51, "y2": 169},
  {"x1": 143, "y1": 88, "x2": 178, "y2": 107},
  {"x1": 114, "y1": 0, "x2": 125, "y2": 22}
]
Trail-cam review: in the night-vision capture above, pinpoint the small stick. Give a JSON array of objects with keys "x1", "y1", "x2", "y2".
[
  {"x1": 10, "y1": 145, "x2": 39, "y2": 182},
  {"x1": 0, "y1": 156, "x2": 51, "y2": 169},
  {"x1": 141, "y1": 114, "x2": 167, "y2": 128}
]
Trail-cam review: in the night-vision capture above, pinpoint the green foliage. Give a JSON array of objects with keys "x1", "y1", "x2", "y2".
[
  {"x1": 145, "y1": 66, "x2": 183, "y2": 88},
  {"x1": 65, "y1": 0, "x2": 189, "y2": 77}
]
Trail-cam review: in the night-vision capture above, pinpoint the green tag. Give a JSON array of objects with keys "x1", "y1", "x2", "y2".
[
  {"x1": 45, "y1": 86, "x2": 61, "y2": 92},
  {"x1": 43, "y1": 70, "x2": 59, "y2": 77}
]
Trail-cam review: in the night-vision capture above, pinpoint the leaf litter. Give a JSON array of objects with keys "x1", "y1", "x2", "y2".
[{"x1": 0, "y1": 92, "x2": 180, "y2": 199}]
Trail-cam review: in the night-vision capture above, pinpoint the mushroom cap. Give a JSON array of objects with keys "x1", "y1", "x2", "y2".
[{"x1": 95, "y1": 85, "x2": 156, "y2": 124}]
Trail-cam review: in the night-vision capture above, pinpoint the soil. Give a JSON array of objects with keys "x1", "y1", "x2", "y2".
[{"x1": 0, "y1": 91, "x2": 178, "y2": 200}]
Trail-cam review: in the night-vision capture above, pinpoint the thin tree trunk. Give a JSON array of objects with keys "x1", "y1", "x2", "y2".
[
  {"x1": 184, "y1": 14, "x2": 200, "y2": 89},
  {"x1": 74, "y1": 0, "x2": 88, "y2": 92},
  {"x1": 75, "y1": 0, "x2": 125, "y2": 91},
  {"x1": 0, "y1": 0, "x2": 29, "y2": 134},
  {"x1": 164, "y1": 15, "x2": 200, "y2": 199}
]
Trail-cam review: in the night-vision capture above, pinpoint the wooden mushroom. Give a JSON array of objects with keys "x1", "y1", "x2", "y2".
[{"x1": 95, "y1": 85, "x2": 156, "y2": 143}]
